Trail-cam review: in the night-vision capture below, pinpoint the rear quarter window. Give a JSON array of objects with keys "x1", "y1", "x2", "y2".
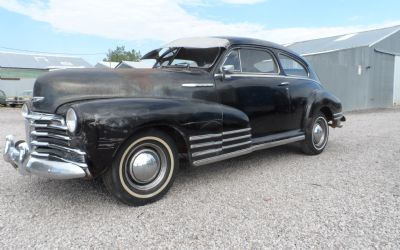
[{"x1": 278, "y1": 54, "x2": 308, "y2": 77}]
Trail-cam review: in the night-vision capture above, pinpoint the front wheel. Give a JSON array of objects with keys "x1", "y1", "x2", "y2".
[
  {"x1": 301, "y1": 113, "x2": 329, "y2": 155},
  {"x1": 103, "y1": 130, "x2": 178, "y2": 206}
]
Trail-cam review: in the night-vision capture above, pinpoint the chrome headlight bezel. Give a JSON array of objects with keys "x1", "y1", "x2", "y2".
[{"x1": 66, "y1": 108, "x2": 78, "y2": 134}]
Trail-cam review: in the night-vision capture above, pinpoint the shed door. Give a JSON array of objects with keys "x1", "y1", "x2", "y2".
[{"x1": 395, "y1": 56, "x2": 400, "y2": 105}]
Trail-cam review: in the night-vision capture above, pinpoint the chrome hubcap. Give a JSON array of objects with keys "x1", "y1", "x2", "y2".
[
  {"x1": 312, "y1": 117, "x2": 328, "y2": 149},
  {"x1": 129, "y1": 149, "x2": 161, "y2": 184}
]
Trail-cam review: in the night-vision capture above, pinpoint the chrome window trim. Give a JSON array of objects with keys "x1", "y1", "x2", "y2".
[
  {"x1": 239, "y1": 48, "x2": 280, "y2": 75},
  {"x1": 220, "y1": 47, "x2": 281, "y2": 75},
  {"x1": 277, "y1": 52, "x2": 310, "y2": 78},
  {"x1": 227, "y1": 73, "x2": 321, "y2": 84},
  {"x1": 221, "y1": 49, "x2": 242, "y2": 73},
  {"x1": 181, "y1": 83, "x2": 214, "y2": 88}
]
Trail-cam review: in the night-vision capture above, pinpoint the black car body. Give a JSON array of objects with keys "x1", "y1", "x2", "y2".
[
  {"x1": 4, "y1": 37, "x2": 345, "y2": 205},
  {"x1": 0, "y1": 90, "x2": 6, "y2": 106}
]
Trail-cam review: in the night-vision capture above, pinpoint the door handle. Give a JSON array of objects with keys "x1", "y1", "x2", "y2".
[{"x1": 278, "y1": 82, "x2": 290, "y2": 86}]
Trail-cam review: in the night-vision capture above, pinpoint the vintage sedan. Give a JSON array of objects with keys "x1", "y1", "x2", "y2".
[{"x1": 3, "y1": 37, "x2": 345, "y2": 205}]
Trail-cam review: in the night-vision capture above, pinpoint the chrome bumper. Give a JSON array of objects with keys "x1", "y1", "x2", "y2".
[{"x1": 3, "y1": 135, "x2": 88, "y2": 179}]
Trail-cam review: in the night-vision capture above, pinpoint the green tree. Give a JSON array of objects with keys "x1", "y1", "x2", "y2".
[{"x1": 103, "y1": 46, "x2": 142, "y2": 62}]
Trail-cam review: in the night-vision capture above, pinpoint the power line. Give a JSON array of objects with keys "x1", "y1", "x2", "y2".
[{"x1": 0, "y1": 46, "x2": 105, "y2": 56}]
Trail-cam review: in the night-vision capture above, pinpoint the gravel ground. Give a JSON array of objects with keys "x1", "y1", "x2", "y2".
[{"x1": 0, "y1": 107, "x2": 399, "y2": 249}]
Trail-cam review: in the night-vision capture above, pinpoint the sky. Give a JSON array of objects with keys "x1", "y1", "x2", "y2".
[{"x1": 0, "y1": 0, "x2": 400, "y2": 65}]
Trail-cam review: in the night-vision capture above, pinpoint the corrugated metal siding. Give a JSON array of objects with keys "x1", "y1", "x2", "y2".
[
  {"x1": 0, "y1": 68, "x2": 48, "y2": 78},
  {"x1": 304, "y1": 47, "x2": 371, "y2": 111},
  {"x1": 393, "y1": 56, "x2": 400, "y2": 105},
  {"x1": 0, "y1": 78, "x2": 34, "y2": 97},
  {"x1": 368, "y1": 51, "x2": 395, "y2": 108}
]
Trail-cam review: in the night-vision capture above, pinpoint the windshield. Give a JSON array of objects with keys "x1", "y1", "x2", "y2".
[{"x1": 154, "y1": 47, "x2": 221, "y2": 69}]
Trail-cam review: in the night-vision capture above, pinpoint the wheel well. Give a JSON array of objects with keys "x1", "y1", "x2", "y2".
[
  {"x1": 320, "y1": 107, "x2": 333, "y2": 122},
  {"x1": 129, "y1": 125, "x2": 188, "y2": 156}
]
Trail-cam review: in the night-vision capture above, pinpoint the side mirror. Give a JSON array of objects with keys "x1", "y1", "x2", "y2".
[
  {"x1": 217, "y1": 65, "x2": 235, "y2": 81},
  {"x1": 221, "y1": 65, "x2": 235, "y2": 74}
]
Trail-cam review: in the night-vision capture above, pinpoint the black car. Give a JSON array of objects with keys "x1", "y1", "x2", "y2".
[
  {"x1": 0, "y1": 90, "x2": 6, "y2": 106},
  {"x1": 4, "y1": 37, "x2": 345, "y2": 205}
]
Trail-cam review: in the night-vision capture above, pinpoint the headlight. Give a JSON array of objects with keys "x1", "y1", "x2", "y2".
[
  {"x1": 66, "y1": 108, "x2": 78, "y2": 133},
  {"x1": 21, "y1": 103, "x2": 29, "y2": 117}
]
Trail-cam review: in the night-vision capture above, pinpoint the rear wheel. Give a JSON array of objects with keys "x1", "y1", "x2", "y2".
[
  {"x1": 103, "y1": 130, "x2": 178, "y2": 206},
  {"x1": 301, "y1": 112, "x2": 329, "y2": 155}
]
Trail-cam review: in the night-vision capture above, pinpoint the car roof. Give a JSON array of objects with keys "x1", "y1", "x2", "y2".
[{"x1": 164, "y1": 36, "x2": 300, "y2": 56}]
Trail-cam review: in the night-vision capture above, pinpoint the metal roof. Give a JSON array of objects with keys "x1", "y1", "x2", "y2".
[
  {"x1": 287, "y1": 25, "x2": 400, "y2": 56},
  {"x1": 95, "y1": 61, "x2": 119, "y2": 68},
  {"x1": 0, "y1": 51, "x2": 92, "y2": 69}
]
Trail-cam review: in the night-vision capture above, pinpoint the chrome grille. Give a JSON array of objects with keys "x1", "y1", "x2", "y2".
[{"x1": 25, "y1": 112, "x2": 87, "y2": 167}]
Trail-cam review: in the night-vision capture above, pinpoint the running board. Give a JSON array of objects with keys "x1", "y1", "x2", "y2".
[{"x1": 192, "y1": 135, "x2": 305, "y2": 167}]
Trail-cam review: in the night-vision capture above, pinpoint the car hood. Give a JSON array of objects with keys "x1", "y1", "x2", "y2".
[{"x1": 32, "y1": 68, "x2": 213, "y2": 113}]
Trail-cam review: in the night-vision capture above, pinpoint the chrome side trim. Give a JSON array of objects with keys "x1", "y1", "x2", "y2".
[
  {"x1": 222, "y1": 128, "x2": 251, "y2": 135},
  {"x1": 193, "y1": 148, "x2": 252, "y2": 166},
  {"x1": 222, "y1": 140, "x2": 252, "y2": 150},
  {"x1": 252, "y1": 135, "x2": 305, "y2": 152},
  {"x1": 189, "y1": 128, "x2": 251, "y2": 142},
  {"x1": 223, "y1": 134, "x2": 251, "y2": 143},
  {"x1": 228, "y1": 73, "x2": 321, "y2": 85},
  {"x1": 193, "y1": 135, "x2": 305, "y2": 167},
  {"x1": 189, "y1": 133, "x2": 222, "y2": 141},
  {"x1": 31, "y1": 131, "x2": 71, "y2": 141},
  {"x1": 181, "y1": 83, "x2": 214, "y2": 88},
  {"x1": 192, "y1": 148, "x2": 222, "y2": 157},
  {"x1": 190, "y1": 140, "x2": 223, "y2": 149}
]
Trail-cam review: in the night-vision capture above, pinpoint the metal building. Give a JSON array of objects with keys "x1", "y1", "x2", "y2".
[
  {"x1": 0, "y1": 52, "x2": 91, "y2": 101},
  {"x1": 288, "y1": 25, "x2": 400, "y2": 111}
]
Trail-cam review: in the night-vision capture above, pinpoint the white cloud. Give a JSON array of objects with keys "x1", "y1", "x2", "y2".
[
  {"x1": 0, "y1": 0, "x2": 399, "y2": 45},
  {"x1": 221, "y1": 0, "x2": 267, "y2": 4}
]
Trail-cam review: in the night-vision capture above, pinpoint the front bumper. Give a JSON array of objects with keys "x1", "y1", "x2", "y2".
[{"x1": 3, "y1": 135, "x2": 88, "y2": 179}]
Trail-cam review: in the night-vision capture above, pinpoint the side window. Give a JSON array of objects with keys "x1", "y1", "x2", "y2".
[
  {"x1": 278, "y1": 54, "x2": 308, "y2": 77},
  {"x1": 240, "y1": 49, "x2": 278, "y2": 74},
  {"x1": 223, "y1": 50, "x2": 241, "y2": 72}
]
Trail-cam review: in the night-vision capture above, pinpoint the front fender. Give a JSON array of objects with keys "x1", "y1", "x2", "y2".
[{"x1": 68, "y1": 97, "x2": 224, "y2": 177}]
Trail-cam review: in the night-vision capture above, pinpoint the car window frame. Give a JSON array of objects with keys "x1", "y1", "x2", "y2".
[
  {"x1": 218, "y1": 46, "x2": 281, "y2": 76},
  {"x1": 221, "y1": 49, "x2": 242, "y2": 73},
  {"x1": 277, "y1": 52, "x2": 310, "y2": 78}
]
